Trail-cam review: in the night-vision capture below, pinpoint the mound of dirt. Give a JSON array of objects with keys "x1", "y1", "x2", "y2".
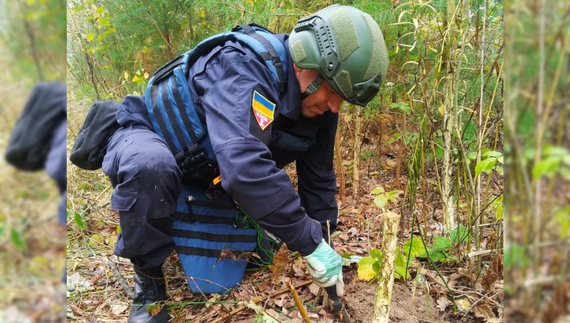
[{"x1": 343, "y1": 281, "x2": 448, "y2": 323}]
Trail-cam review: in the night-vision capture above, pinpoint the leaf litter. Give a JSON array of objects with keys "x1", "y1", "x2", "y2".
[{"x1": 65, "y1": 117, "x2": 503, "y2": 322}]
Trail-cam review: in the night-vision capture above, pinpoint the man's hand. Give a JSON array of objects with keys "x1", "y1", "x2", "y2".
[{"x1": 303, "y1": 239, "x2": 345, "y2": 296}]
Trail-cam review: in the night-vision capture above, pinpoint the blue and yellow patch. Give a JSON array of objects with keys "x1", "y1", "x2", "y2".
[{"x1": 251, "y1": 90, "x2": 275, "y2": 130}]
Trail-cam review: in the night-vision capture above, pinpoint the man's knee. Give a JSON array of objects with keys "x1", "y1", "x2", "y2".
[{"x1": 130, "y1": 149, "x2": 181, "y2": 184}]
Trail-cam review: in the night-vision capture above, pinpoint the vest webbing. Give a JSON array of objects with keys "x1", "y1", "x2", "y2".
[{"x1": 145, "y1": 24, "x2": 287, "y2": 173}]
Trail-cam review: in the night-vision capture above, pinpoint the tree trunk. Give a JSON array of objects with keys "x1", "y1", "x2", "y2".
[
  {"x1": 352, "y1": 107, "x2": 362, "y2": 198},
  {"x1": 335, "y1": 125, "x2": 345, "y2": 205},
  {"x1": 22, "y1": 13, "x2": 44, "y2": 81},
  {"x1": 372, "y1": 212, "x2": 401, "y2": 323},
  {"x1": 442, "y1": 0, "x2": 457, "y2": 233}
]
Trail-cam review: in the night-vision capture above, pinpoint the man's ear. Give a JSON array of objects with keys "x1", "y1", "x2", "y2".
[{"x1": 294, "y1": 65, "x2": 319, "y2": 93}]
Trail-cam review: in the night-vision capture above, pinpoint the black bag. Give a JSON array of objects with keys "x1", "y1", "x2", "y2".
[
  {"x1": 69, "y1": 100, "x2": 121, "y2": 170},
  {"x1": 5, "y1": 82, "x2": 67, "y2": 171}
]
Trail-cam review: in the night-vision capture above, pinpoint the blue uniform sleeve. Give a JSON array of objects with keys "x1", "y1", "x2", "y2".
[
  {"x1": 192, "y1": 46, "x2": 322, "y2": 256},
  {"x1": 296, "y1": 112, "x2": 339, "y2": 242}
]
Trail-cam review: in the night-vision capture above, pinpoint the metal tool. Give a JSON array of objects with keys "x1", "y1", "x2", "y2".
[
  {"x1": 325, "y1": 285, "x2": 351, "y2": 322},
  {"x1": 323, "y1": 254, "x2": 359, "y2": 322}
]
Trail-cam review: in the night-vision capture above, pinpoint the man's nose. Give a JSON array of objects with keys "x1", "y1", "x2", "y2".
[{"x1": 328, "y1": 96, "x2": 342, "y2": 113}]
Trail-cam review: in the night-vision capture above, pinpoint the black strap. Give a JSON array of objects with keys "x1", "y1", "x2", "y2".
[
  {"x1": 174, "y1": 212, "x2": 237, "y2": 225},
  {"x1": 186, "y1": 35, "x2": 235, "y2": 70},
  {"x1": 239, "y1": 24, "x2": 287, "y2": 92},
  {"x1": 150, "y1": 54, "x2": 184, "y2": 84},
  {"x1": 150, "y1": 85, "x2": 178, "y2": 152},
  {"x1": 301, "y1": 74, "x2": 324, "y2": 99},
  {"x1": 161, "y1": 78, "x2": 188, "y2": 150},
  {"x1": 171, "y1": 229, "x2": 257, "y2": 243},
  {"x1": 175, "y1": 246, "x2": 245, "y2": 258},
  {"x1": 170, "y1": 76, "x2": 199, "y2": 144}
]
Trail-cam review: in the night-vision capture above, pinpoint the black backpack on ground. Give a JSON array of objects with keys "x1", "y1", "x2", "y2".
[
  {"x1": 69, "y1": 100, "x2": 121, "y2": 170},
  {"x1": 5, "y1": 82, "x2": 67, "y2": 171}
]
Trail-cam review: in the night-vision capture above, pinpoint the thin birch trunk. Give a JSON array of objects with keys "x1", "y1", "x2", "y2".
[
  {"x1": 442, "y1": 0, "x2": 457, "y2": 233},
  {"x1": 475, "y1": 0, "x2": 488, "y2": 272},
  {"x1": 372, "y1": 212, "x2": 401, "y2": 323},
  {"x1": 335, "y1": 124, "x2": 345, "y2": 205}
]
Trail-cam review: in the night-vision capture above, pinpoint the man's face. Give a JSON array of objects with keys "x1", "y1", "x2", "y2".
[{"x1": 296, "y1": 67, "x2": 344, "y2": 118}]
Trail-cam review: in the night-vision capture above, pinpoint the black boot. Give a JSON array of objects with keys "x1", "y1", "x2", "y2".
[{"x1": 128, "y1": 266, "x2": 168, "y2": 323}]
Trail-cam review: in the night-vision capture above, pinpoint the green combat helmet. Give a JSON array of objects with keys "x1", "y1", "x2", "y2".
[{"x1": 289, "y1": 5, "x2": 389, "y2": 107}]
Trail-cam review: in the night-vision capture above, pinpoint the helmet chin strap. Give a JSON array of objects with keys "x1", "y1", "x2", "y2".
[{"x1": 301, "y1": 74, "x2": 324, "y2": 99}]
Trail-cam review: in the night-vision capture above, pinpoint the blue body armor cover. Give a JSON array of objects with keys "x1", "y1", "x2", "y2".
[
  {"x1": 172, "y1": 184, "x2": 258, "y2": 293},
  {"x1": 145, "y1": 24, "x2": 287, "y2": 293},
  {"x1": 145, "y1": 24, "x2": 287, "y2": 176}
]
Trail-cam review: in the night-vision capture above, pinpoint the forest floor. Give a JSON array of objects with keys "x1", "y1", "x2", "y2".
[
  {"x1": 65, "y1": 158, "x2": 504, "y2": 323},
  {"x1": 65, "y1": 94, "x2": 504, "y2": 322}
]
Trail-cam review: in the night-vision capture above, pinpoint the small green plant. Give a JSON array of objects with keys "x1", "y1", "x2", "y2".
[
  {"x1": 10, "y1": 228, "x2": 27, "y2": 251},
  {"x1": 70, "y1": 210, "x2": 87, "y2": 230},
  {"x1": 417, "y1": 225, "x2": 471, "y2": 264},
  {"x1": 471, "y1": 150, "x2": 504, "y2": 177},
  {"x1": 358, "y1": 240, "x2": 421, "y2": 281},
  {"x1": 357, "y1": 225, "x2": 472, "y2": 282},
  {"x1": 371, "y1": 186, "x2": 399, "y2": 209},
  {"x1": 357, "y1": 248, "x2": 382, "y2": 281},
  {"x1": 503, "y1": 244, "x2": 528, "y2": 269}
]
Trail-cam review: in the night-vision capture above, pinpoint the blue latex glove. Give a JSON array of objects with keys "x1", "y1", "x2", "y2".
[{"x1": 303, "y1": 239, "x2": 344, "y2": 296}]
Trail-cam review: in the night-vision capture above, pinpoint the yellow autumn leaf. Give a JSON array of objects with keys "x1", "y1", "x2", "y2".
[
  {"x1": 438, "y1": 104, "x2": 445, "y2": 116},
  {"x1": 457, "y1": 298, "x2": 471, "y2": 312},
  {"x1": 132, "y1": 75, "x2": 143, "y2": 83},
  {"x1": 144, "y1": 72, "x2": 149, "y2": 80},
  {"x1": 124, "y1": 71, "x2": 129, "y2": 80},
  {"x1": 85, "y1": 33, "x2": 95, "y2": 41},
  {"x1": 88, "y1": 234, "x2": 105, "y2": 248},
  {"x1": 357, "y1": 257, "x2": 377, "y2": 281}
]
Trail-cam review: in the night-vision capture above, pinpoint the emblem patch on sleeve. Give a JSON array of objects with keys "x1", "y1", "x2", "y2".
[{"x1": 252, "y1": 90, "x2": 275, "y2": 131}]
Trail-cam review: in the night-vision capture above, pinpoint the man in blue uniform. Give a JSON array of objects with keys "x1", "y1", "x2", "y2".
[{"x1": 102, "y1": 5, "x2": 388, "y2": 322}]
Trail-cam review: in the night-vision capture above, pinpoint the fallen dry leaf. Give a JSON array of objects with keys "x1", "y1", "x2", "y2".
[
  {"x1": 473, "y1": 304, "x2": 496, "y2": 319},
  {"x1": 308, "y1": 283, "x2": 321, "y2": 296},
  {"x1": 481, "y1": 268, "x2": 499, "y2": 291},
  {"x1": 436, "y1": 296, "x2": 450, "y2": 312},
  {"x1": 347, "y1": 227, "x2": 359, "y2": 236},
  {"x1": 69, "y1": 304, "x2": 84, "y2": 317},
  {"x1": 110, "y1": 304, "x2": 128, "y2": 316},
  {"x1": 292, "y1": 257, "x2": 306, "y2": 277},
  {"x1": 274, "y1": 294, "x2": 288, "y2": 307}
]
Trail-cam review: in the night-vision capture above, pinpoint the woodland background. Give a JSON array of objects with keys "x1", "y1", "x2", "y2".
[{"x1": 0, "y1": 0, "x2": 567, "y2": 322}]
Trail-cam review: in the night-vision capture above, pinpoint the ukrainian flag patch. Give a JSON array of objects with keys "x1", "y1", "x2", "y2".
[{"x1": 252, "y1": 90, "x2": 275, "y2": 131}]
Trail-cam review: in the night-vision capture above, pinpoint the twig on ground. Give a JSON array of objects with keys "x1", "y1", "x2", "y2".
[
  {"x1": 107, "y1": 257, "x2": 133, "y2": 299},
  {"x1": 523, "y1": 274, "x2": 570, "y2": 288},
  {"x1": 286, "y1": 280, "x2": 312, "y2": 323},
  {"x1": 209, "y1": 281, "x2": 312, "y2": 323}
]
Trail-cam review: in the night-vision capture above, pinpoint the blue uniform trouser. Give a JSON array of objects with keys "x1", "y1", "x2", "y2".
[
  {"x1": 102, "y1": 125, "x2": 182, "y2": 269},
  {"x1": 45, "y1": 120, "x2": 67, "y2": 282}
]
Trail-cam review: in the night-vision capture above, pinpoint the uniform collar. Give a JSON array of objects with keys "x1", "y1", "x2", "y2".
[{"x1": 278, "y1": 37, "x2": 302, "y2": 122}]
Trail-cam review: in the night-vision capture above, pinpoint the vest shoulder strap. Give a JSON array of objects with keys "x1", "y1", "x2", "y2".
[{"x1": 145, "y1": 24, "x2": 288, "y2": 178}]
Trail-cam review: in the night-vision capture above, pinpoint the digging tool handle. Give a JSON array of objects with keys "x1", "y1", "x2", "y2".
[{"x1": 325, "y1": 286, "x2": 343, "y2": 314}]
